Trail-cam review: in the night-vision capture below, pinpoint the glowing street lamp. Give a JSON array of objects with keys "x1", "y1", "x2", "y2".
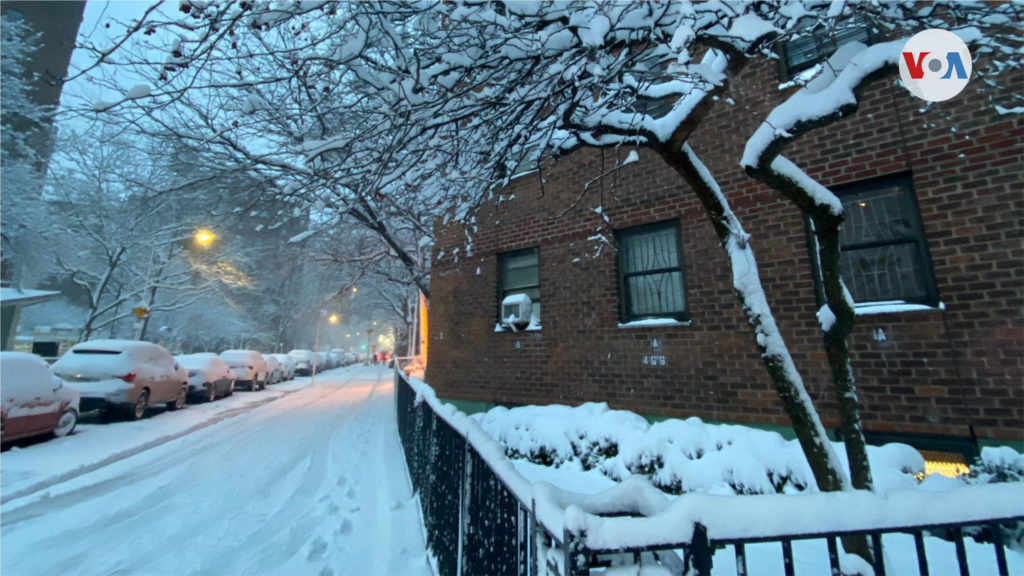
[
  {"x1": 194, "y1": 229, "x2": 216, "y2": 247},
  {"x1": 328, "y1": 314, "x2": 339, "y2": 324}
]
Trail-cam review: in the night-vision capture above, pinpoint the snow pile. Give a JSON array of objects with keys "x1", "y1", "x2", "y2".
[
  {"x1": 473, "y1": 402, "x2": 928, "y2": 496},
  {"x1": 966, "y1": 446, "x2": 1024, "y2": 485}
]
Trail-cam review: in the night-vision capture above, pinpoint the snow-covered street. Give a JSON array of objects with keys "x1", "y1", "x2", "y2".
[{"x1": 1, "y1": 365, "x2": 431, "y2": 576}]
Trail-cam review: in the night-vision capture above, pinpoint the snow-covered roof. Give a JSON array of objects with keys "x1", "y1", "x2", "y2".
[{"x1": 0, "y1": 288, "x2": 61, "y2": 307}]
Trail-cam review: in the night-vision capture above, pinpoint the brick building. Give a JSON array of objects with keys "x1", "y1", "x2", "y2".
[{"x1": 426, "y1": 37, "x2": 1023, "y2": 462}]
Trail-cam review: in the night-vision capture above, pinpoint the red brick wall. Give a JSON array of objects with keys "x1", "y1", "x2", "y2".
[{"x1": 426, "y1": 59, "x2": 1024, "y2": 443}]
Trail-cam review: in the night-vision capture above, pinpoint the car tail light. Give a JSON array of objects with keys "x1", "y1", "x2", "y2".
[{"x1": 116, "y1": 372, "x2": 137, "y2": 383}]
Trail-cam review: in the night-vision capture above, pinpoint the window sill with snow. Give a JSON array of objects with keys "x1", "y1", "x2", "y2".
[
  {"x1": 618, "y1": 317, "x2": 691, "y2": 329},
  {"x1": 855, "y1": 301, "x2": 946, "y2": 316}
]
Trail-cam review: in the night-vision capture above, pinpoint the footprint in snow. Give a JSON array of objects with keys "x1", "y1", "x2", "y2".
[
  {"x1": 337, "y1": 518, "x2": 353, "y2": 537},
  {"x1": 389, "y1": 500, "x2": 403, "y2": 511},
  {"x1": 307, "y1": 538, "x2": 328, "y2": 562},
  {"x1": 318, "y1": 567, "x2": 335, "y2": 576},
  {"x1": 349, "y1": 505, "x2": 361, "y2": 513},
  {"x1": 336, "y1": 476, "x2": 348, "y2": 487},
  {"x1": 345, "y1": 487, "x2": 356, "y2": 500},
  {"x1": 327, "y1": 503, "x2": 341, "y2": 516}
]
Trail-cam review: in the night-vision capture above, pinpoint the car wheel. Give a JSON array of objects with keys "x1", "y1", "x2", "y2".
[
  {"x1": 53, "y1": 408, "x2": 78, "y2": 438},
  {"x1": 167, "y1": 387, "x2": 187, "y2": 411},
  {"x1": 126, "y1": 391, "x2": 150, "y2": 421},
  {"x1": 207, "y1": 384, "x2": 217, "y2": 403},
  {"x1": 226, "y1": 382, "x2": 235, "y2": 397}
]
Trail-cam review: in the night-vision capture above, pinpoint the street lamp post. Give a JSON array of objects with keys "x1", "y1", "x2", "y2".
[
  {"x1": 311, "y1": 311, "x2": 338, "y2": 388},
  {"x1": 135, "y1": 229, "x2": 217, "y2": 341}
]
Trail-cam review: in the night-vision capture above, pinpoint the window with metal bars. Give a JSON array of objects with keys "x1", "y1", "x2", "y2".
[
  {"x1": 616, "y1": 220, "x2": 688, "y2": 322},
  {"x1": 497, "y1": 248, "x2": 540, "y2": 322},
  {"x1": 779, "y1": 17, "x2": 872, "y2": 81},
  {"x1": 808, "y1": 173, "x2": 939, "y2": 307}
]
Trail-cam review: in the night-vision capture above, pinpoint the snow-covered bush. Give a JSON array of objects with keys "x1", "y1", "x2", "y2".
[
  {"x1": 966, "y1": 446, "x2": 1024, "y2": 485},
  {"x1": 472, "y1": 403, "x2": 925, "y2": 496},
  {"x1": 956, "y1": 448, "x2": 1024, "y2": 551}
]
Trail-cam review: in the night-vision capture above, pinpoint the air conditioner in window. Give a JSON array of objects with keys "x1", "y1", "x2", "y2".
[{"x1": 501, "y1": 293, "x2": 532, "y2": 328}]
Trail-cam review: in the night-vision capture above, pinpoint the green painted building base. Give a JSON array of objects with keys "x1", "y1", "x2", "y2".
[
  {"x1": 977, "y1": 436, "x2": 1024, "y2": 454},
  {"x1": 439, "y1": 398, "x2": 498, "y2": 417}
]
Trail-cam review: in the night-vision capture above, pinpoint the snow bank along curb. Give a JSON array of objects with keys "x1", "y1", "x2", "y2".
[
  {"x1": 403, "y1": 375, "x2": 1024, "y2": 550},
  {"x1": 1, "y1": 381, "x2": 314, "y2": 505}
]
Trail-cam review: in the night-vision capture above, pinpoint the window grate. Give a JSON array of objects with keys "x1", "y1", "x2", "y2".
[
  {"x1": 616, "y1": 220, "x2": 688, "y2": 322},
  {"x1": 780, "y1": 17, "x2": 871, "y2": 80},
  {"x1": 808, "y1": 173, "x2": 939, "y2": 307}
]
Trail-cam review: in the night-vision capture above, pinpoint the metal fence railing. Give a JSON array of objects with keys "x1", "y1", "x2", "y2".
[
  {"x1": 396, "y1": 368, "x2": 558, "y2": 576},
  {"x1": 394, "y1": 369, "x2": 1023, "y2": 576}
]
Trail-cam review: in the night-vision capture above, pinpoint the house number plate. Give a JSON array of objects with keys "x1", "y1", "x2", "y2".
[{"x1": 642, "y1": 355, "x2": 667, "y2": 366}]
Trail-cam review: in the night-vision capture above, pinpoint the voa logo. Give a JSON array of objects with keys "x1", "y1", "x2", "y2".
[{"x1": 899, "y1": 29, "x2": 972, "y2": 102}]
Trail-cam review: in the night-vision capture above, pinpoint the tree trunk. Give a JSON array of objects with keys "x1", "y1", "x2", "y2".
[
  {"x1": 658, "y1": 144, "x2": 848, "y2": 494},
  {"x1": 744, "y1": 163, "x2": 874, "y2": 493},
  {"x1": 814, "y1": 216, "x2": 874, "y2": 492}
]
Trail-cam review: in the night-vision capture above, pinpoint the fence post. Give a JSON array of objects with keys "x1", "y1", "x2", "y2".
[
  {"x1": 689, "y1": 523, "x2": 713, "y2": 576},
  {"x1": 563, "y1": 527, "x2": 589, "y2": 576},
  {"x1": 459, "y1": 432, "x2": 472, "y2": 576},
  {"x1": 530, "y1": 499, "x2": 539, "y2": 576}
]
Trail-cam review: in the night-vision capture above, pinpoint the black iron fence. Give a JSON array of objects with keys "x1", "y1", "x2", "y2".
[
  {"x1": 395, "y1": 369, "x2": 1023, "y2": 576},
  {"x1": 397, "y1": 368, "x2": 554, "y2": 576}
]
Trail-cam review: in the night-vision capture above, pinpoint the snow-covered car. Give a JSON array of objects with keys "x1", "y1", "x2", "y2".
[
  {"x1": 330, "y1": 349, "x2": 349, "y2": 367},
  {"x1": 344, "y1": 352, "x2": 357, "y2": 365},
  {"x1": 328, "y1": 350, "x2": 344, "y2": 367},
  {"x1": 271, "y1": 354, "x2": 296, "y2": 380},
  {"x1": 317, "y1": 351, "x2": 330, "y2": 371},
  {"x1": 287, "y1": 349, "x2": 315, "y2": 376},
  {"x1": 262, "y1": 354, "x2": 283, "y2": 384},
  {"x1": 53, "y1": 340, "x2": 189, "y2": 420},
  {"x1": 175, "y1": 354, "x2": 235, "y2": 402},
  {"x1": 1, "y1": 352, "x2": 80, "y2": 443},
  {"x1": 219, "y1": 350, "x2": 268, "y2": 391}
]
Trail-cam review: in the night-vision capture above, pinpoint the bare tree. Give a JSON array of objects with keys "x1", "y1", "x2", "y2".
[{"x1": 73, "y1": 5, "x2": 1022, "y2": 562}]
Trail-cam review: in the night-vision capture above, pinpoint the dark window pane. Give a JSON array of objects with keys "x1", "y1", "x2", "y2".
[
  {"x1": 841, "y1": 243, "x2": 929, "y2": 303},
  {"x1": 501, "y1": 251, "x2": 538, "y2": 289},
  {"x1": 785, "y1": 20, "x2": 870, "y2": 76},
  {"x1": 840, "y1": 186, "x2": 916, "y2": 246},
  {"x1": 617, "y1": 221, "x2": 687, "y2": 321},
  {"x1": 810, "y1": 173, "x2": 937, "y2": 306},
  {"x1": 627, "y1": 272, "x2": 686, "y2": 316},
  {"x1": 622, "y1": 227, "x2": 679, "y2": 273},
  {"x1": 498, "y1": 248, "x2": 540, "y2": 321}
]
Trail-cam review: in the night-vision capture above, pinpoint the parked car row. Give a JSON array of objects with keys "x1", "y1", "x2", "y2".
[
  {"x1": 286, "y1": 348, "x2": 357, "y2": 376},
  {"x1": 0, "y1": 340, "x2": 354, "y2": 447}
]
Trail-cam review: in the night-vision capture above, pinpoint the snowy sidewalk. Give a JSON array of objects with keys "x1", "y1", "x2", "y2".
[{"x1": 1, "y1": 365, "x2": 431, "y2": 576}]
